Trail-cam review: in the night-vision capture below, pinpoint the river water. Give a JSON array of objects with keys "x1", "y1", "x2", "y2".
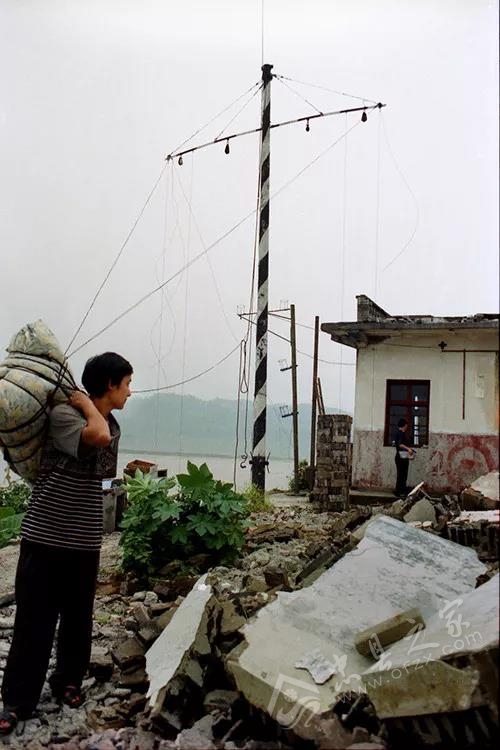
[{"x1": 0, "y1": 450, "x2": 293, "y2": 492}]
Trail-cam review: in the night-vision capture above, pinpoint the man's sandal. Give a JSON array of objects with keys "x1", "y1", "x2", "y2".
[
  {"x1": 0, "y1": 709, "x2": 18, "y2": 736},
  {"x1": 60, "y1": 685, "x2": 83, "y2": 709}
]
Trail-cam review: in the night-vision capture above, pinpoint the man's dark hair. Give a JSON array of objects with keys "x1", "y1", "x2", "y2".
[
  {"x1": 82, "y1": 353, "x2": 133, "y2": 397},
  {"x1": 397, "y1": 418, "x2": 408, "y2": 428}
]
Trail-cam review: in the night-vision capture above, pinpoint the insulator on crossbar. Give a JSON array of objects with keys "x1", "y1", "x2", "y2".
[{"x1": 225, "y1": 140, "x2": 230, "y2": 154}]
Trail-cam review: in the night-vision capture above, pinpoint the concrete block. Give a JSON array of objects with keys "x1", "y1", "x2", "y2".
[
  {"x1": 354, "y1": 607, "x2": 425, "y2": 657},
  {"x1": 146, "y1": 574, "x2": 216, "y2": 714},
  {"x1": 226, "y1": 516, "x2": 489, "y2": 740}
]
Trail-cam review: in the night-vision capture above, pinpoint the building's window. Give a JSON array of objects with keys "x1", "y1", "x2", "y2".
[{"x1": 384, "y1": 380, "x2": 430, "y2": 447}]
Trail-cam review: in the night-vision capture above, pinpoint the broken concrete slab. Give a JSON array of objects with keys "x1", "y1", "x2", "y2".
[
  {"x1": 145, "y1": 574, "x2": 216, "y2": 714},
  {"x1": 226, "y1": 516, "x2": 487, "y2": 741},
  {"x1": 466, "y1": 471, "x2": 500, "y2": 510},
  {"x1": 403, "y1": 498, "x2": 437, "y2": 525},
  {"x1": 354, "y1": 607, "x2": 425, "y2": 658},
  {"x1": 364, "y1": 574, "x2": 499, "y2": 719}
]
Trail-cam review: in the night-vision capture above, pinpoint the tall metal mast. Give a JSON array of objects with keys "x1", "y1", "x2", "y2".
[{"x1": 251, "y1": 63, "x2": 273, "y2": 490}]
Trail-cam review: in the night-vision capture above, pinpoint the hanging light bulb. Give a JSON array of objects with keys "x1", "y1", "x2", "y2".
[
  {"x1": 178, "y1": 155, "x2": 183, "y2": 165},
  {"x1": 305, "y1": 118, "x2": 310, "y2": 132},
  {"x1": 361, "y1": 110, "x2": 368, "y2": 123},
  {"x1": 225, "y1": 139, "x2": 230, "y2": 155}
]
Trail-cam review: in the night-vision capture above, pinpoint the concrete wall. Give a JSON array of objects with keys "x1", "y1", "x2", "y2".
[{"x1": 351, "y1": 329, "x2": 499, "y2": 493}]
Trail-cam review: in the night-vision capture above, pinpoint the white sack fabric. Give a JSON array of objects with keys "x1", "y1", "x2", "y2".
[{"x1": 0, "y1": 321, "x2": 76, "y2": 484}]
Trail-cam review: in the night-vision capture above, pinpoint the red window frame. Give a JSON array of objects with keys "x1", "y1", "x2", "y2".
[{"x1": 384, "y1": 380, "x2": 430, "y2": 447}]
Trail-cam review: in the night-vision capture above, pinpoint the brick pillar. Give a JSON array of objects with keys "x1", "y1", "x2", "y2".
[{"x1": 311, "y1": 414, "x2": 352, "y2": 510}]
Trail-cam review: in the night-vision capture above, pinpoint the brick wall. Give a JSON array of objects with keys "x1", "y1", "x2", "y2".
[{"x1": 311, "y1": 414, "x2": 353, "y2": 510}]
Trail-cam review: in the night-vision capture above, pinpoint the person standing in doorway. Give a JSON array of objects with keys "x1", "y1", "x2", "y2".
[
  {"x1": 0, "y1": 352, "x2": 133, "y2": 736},
  {"x1": 393, "y1": 417, "x2": 415, "y2": 498}
]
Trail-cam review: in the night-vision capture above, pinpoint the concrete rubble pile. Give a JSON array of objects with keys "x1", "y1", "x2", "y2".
[
  {"x1": 0, "y1": 498, "x2": 498, "y2": 749},
  {"x1": 460, "y1": 471, "x2": 499, "y2": 511}
]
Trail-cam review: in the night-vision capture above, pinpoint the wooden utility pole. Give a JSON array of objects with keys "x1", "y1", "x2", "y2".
[
  {"x1": 290, "y1": 304, "x2": 299, "y2": 490},
  {"x1": 310, "y1": 316, "x2": 320, "y2": 475}
]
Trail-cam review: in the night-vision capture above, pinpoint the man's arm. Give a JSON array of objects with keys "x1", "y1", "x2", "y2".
[
  {"x1": 399, "y1": 443, "x2": 415, "y2": 455},
  {"x1": 69, "y1": 391, "x2": 111, "y2": 447}
]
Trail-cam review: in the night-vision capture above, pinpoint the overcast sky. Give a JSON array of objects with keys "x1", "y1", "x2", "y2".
[{"x1": 0, "y1": 0, "x2": 498, "y2": 417}]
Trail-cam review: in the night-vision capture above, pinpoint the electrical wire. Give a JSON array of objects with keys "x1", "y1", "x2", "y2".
[
  {"x1": 133, "y1": 342, "x2": 241, "y2": 393},
  {"x1": 374, "y1": 107, "x2": 382, "y2": 299},
  {"x1": 65, "y1": 162, "x2": 168, "y2": 356},
  {"x1": 173, "y1": 161, "x2": 240, "y2": 344},
  {"x1": 339, "y1": 112, "x2": 349, "y2": 410},
  {"x1": 214, "y1": 83, "x2": 263, "y2": 142},
  {"x1": 274, "y1": 74, "x2": 379, "y2": 105},
  {"x1": 67, "y1": 118, "x2": 362, "y2": 358},
  {"x1": 275, "y1": 76, "x2": 323, "y2": 115},
  {"x1": 380, "y1": 113, "x2": 420, "y2": 272},
  {"x1": 169, "y1": 81, "x2": 261, "y2": 156},
  {"x1": 238, "y1": 314, "x2": 355, "y2": 366}
]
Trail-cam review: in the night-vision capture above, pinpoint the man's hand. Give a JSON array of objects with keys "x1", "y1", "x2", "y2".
[
  {"x1": 69, "y1": 390, "x2": 94, "y2": 414},
  {"x1": 68, "y1": 390, "x2": 111, "y2": 446}
]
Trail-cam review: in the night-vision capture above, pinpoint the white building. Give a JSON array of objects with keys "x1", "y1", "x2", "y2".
[{"x1": 322, "y1": 295, "x2": 499, "y2": 493}]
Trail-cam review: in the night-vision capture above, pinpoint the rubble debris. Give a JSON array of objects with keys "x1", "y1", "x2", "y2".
[
  {"x1": 403, "y1": 498, "x2": 437, "y2": 525},
  {"x1": 461, "y1": 471, "x2": 499, "y2": 510},
  {"x1": 3, "y1": 497, "x2": 495, "y2": 748},
  {"x1": 444, "y1": 510, "x2": 499, "y2": 560},
  {"x1": 354, "y1": 608, "x2": 425, "y2": 658},
  {"x1": 0, "y1": 504, "x2": 373, "y2": 748},
  {"x1": 145, "y1": 574, "x2": 217, "y2": 714},
  {"x1": 226, "y1": 516, "x2": 486, "y2": 741},
  {"x1": 364, "y1": 575, "x2": 499, "y2": 719}
]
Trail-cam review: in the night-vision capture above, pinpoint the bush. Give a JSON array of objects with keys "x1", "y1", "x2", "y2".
[
  {"x1": 0, "y1": 480, "x2": 30, "y2": 547},
  {"x1": 287, "y1": 459, "x2": 310, "y2": 493},
  {"x1": 241, "y1": 484, "x2": 273, "y2": 513},
  {"x1": 0, "y1": 480, "x2": 31, "y2": 513},
  {"x1": 119, "y1": 462, "x2": 250, "y2": 576}
]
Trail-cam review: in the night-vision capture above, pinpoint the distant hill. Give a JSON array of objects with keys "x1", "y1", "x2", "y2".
[{"x1": 118, "y1": 393, "x2": 348, "y2": 460}]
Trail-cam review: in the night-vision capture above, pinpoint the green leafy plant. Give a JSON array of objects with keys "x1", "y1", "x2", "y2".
[
  {"x1": 0, "y1": 479, "x2": 29, "y2": 547},
  {"x1": 0, "y1": 480, "x2": 31, "y2": 513},
  {"x1": 241, "y1": 483, "x2": 273, "y2": 513},
  {"x1": 119, "y1": 472, "x2": 178, "y2": 575},
  {"x1": 0, "y1": 507, "x2": 24, "y2": 547},
  {"x1": 287, "y1": 459, "x2": 311, "y2": 493},
  {"x1": 119, "y1": 462, "x2": 250, "y2": 577}
]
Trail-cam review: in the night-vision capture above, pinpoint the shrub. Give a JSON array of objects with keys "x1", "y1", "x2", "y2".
[
  {"x1": 0, "y1": 480, "x2": 30, "y2": 547},
  {"x1": 120, "y1": 462, "x2": 250, "y2": 576},
  {"x1": 287, "y1": 459, "x2": 310, "y2": 493},
  {"x1": 0, "y1": 480, "x2": 31, "y2": 513},
  {"x1": 241, "y1": 484, "x2": 273, "y2": 513}
]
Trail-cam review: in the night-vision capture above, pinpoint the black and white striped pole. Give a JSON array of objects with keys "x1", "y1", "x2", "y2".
[{"x1": 251, "y1": 63, "x2": 273, "y2": 490}]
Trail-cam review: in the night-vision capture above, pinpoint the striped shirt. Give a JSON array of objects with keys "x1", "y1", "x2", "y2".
[{"x1": 21, "y1": 403, "x2": 120, "y2": 551}]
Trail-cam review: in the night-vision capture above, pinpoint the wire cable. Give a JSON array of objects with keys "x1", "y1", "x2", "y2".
[
  {"x1": 275, "y1": 76, "x2": 323, "y2": 115},
  {"x1": 380, "y1": 113, "x2": 419, "y2": 272},
  {"x1": 67, "y1": 118, "x2": 362, "y2": 357},
  {"x1": 169, "y1": 81, "x2": 261, "y2": 156},
  {"x1": 173, "y1": 162, "x2": 240, "y2": 344},
  {"x1": 374, "y1": 108, "x2": 382, "y2": 299},
  {"x1": 238, "y1": 314, "x2": 356, "y2": 366},
  {"x1": 274, "y1": 74, "x2": 379, "y2": 105},
  {"x1": 65, "y1": 162, "x2": 168, "y2": 356},
  {"x1": 214, "y1": 83, "x2": 263, "y2": 142},
  {"x1": 133, "y1": 343, "x2": 241, "y2": 393}
]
